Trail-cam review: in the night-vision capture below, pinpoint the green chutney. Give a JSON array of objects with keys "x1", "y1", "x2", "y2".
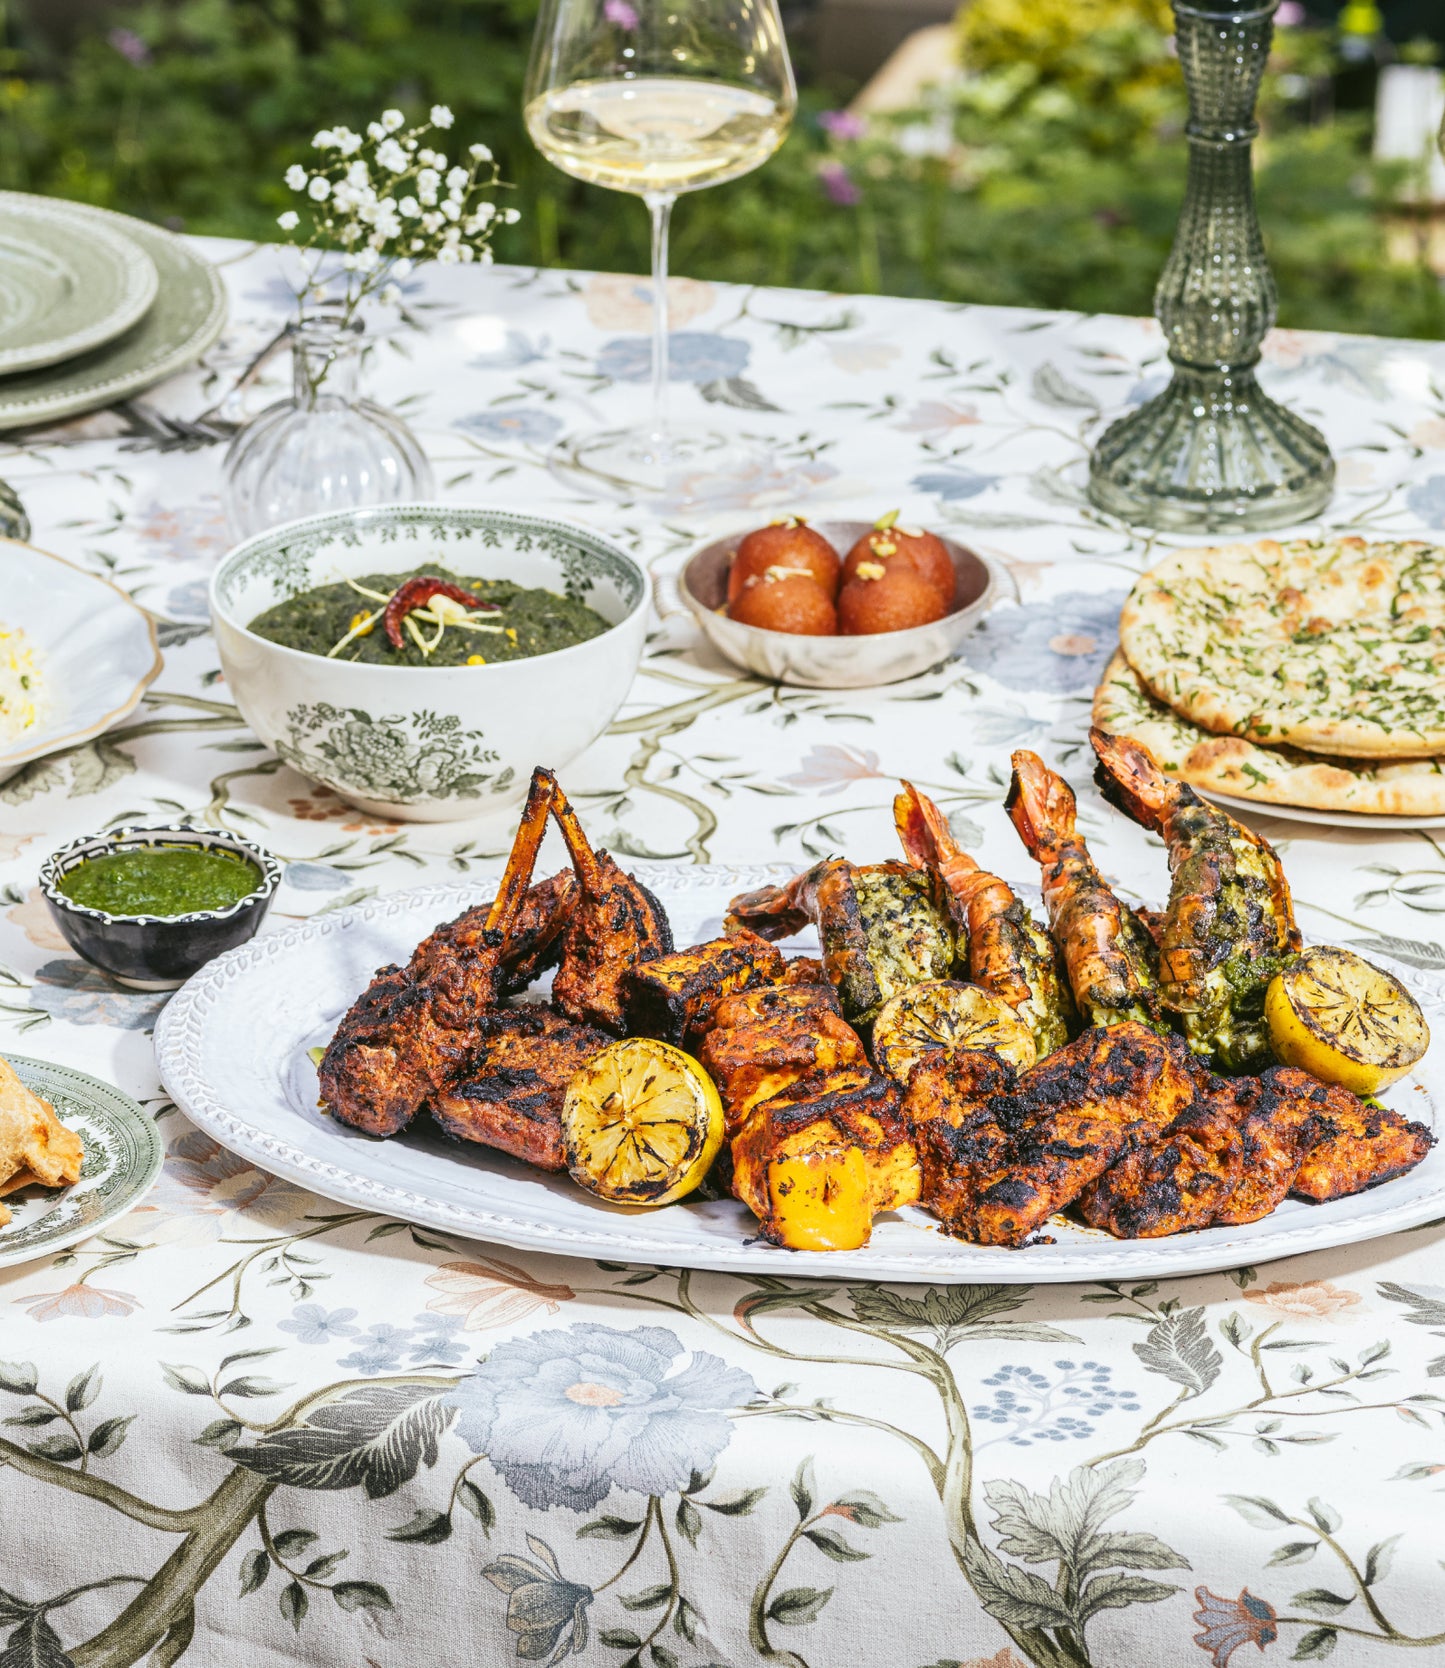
[
  {"x1": 58, "y1": 848, "x2": 262, "y2": 917},
  {"x1": 248, "y1": 565, "x2": 610, "y2": 667}
]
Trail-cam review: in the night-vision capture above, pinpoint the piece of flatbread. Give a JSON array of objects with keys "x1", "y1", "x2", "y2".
[
  {"x1": 0, "y1": 1055, "x2": 83, "y2": 1224},
  {"x1": 1095, "y1": 650, "x2": 1445, "y2": 815},
  {"x1": 1118, "y1": 536, "x2": 1445, "y2": 758}
]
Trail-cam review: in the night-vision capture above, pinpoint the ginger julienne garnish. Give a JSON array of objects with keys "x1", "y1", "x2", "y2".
[{"x1": 327, "y1": 573, "x2": 504, "y2": 659}]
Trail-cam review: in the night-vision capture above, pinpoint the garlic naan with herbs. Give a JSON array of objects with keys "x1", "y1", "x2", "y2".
[{"x1": 1118, "y1": 537, "x2": 1445, "y2": 759}]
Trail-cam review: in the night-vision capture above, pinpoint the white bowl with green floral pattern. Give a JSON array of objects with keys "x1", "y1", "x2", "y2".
[{"x1": 210, "y1": 504, "x2": 648, "y2": 822}]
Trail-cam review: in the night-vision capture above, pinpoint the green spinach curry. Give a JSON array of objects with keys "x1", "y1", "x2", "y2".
[{"x1": 248, "y1": 565, "x2": 609, "y2": 667}]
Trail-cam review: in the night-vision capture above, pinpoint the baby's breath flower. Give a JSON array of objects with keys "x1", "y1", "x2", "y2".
[
  {"x1": 382, "y1": 108, "x2": 405, "y2": 132},
  {"x1": 277, "y1": 209, "x2": 300, "y2": 231},
  {"x1": 336, "y1": 128, "x2": 363, "y2": 155},
  {"x1": 417, "y1": 149, "x2": 439, "y2": 167},
  {"x1": 399, "y1": 196, "x2": 420, "y2": 217},
  {"x1": 285, "y1": 164, "x2": 308, "y2": 190},
  {"x1": 430, "y1": 105, "x2": 454, "y2": 129},
  {"x1": 392, "y1": 257, "x2": 413, "y2": 278},
  {"x1": 469, "y1": 143, "x2": 492, "y2": 162},
  {"x1": 313, "y1": 129, "x2": 337, "y2": 149},
  {"x1": 346, "y1": 160, "x2": 370, "y2": 187},
  {"x1": 436, "y1": 245, "x2": 460, "y2": 265},
  {"x1": 379, "y1": 283, "x2": 401, "y2": 306},
  {"x1": 376, "y1": 138, "x2": 407, "y2": 172},
  {"x1": 367, "y1": 120, "x2": 385, "y2": 141},
  {"x1": 307, "y1": 175, "x2": 331, "y2": 201},
  {"x1": 446, "y1": 166, "x2": 469, "y2": 192},
  {"x1": 501, "y1": 207, "x2": 521, "y2": 224}
]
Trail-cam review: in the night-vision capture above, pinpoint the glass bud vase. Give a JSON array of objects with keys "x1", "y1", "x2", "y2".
[
  {"x1": 1087, "y1": 0, "x2": 1335, "y2": 532},
  {"x1": 223, "y1": 310, "x2": 433, "y2": 539}
]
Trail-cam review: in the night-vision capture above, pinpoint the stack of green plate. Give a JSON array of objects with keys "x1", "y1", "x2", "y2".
[{"x1": 0, "y1": 192, "x2": 228, "y2": 431}]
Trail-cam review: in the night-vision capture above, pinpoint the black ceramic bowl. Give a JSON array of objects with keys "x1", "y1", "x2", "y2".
[{"x1": 39, "y1": 824, "x2": 281, "y2": 990}]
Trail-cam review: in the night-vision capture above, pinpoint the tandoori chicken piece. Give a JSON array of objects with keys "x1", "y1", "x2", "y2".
[
  {"x1": 625, "y1": 929, "x2": 787, "y2": 1047},
  {"x1": 1005, "y1": 751, "x2": 1162, "y2": 1033},
  {"x1": 726, "y1": 858, "x2": 955, "y2": 1027},
  {"x1": 544, "y1": 769, "x2": 674, "y2": 1032},
  {"x1": 411, "y1": 869, "x2": 578, "y2": 999},
  {"x1": 1077, "y1": 1101, "x2": 1243, "y2": 1238},
  {"x1": 903, "y1": 1048, "x2": 1017, "y2": 1239},
  {"x1": 320, "y1": 769, "x2": 560, "y2": 1136},
  {"x1": 1207, "y1": 1068, "x2": 1323, "y2": 1225},
  {"x1": 701, "y1": 983, "x2": 867, "y2": 1133},
  {"x1": 730, "y1": 1068, "x2": 921, "y2": 1251},
  {"x1": 1290, "y1": 1080, "x2": 1433, "y2": 1202},
  {"x1": 894, "y1": 780, "x2": 1074, "y2": 1059},
  {"x1": 430, "y1": 1004, "x2": 611, "y2": 1170},
  {"x1": 1091, "y1": 728, "x2": 1302, "y2": 1071}
]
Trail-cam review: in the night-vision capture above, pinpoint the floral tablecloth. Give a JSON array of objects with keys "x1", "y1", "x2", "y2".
[{"x1": 4, "y1": 241, "x2": 1445, "y2": 1668}]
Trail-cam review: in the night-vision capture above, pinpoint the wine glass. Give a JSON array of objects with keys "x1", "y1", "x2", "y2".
[{"x1": 525, "y1": 0, "x2": 796, "y2": 494}]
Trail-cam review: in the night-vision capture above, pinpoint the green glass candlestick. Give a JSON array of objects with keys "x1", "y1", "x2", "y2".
[{"x1": 1088, "y1": 0, "x2": 1335, "y2": 532}]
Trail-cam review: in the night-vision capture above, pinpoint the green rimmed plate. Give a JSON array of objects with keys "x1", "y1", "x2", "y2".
[
  {"x1": 0, "y1": 195, "x2": 228, "y2": 432},
  {"x1": 0, "y1": 1056, "x2": 162, "y2": 1268},
  {"x1": 0, "y1": 197, "x2": 158, "y2": 374}
]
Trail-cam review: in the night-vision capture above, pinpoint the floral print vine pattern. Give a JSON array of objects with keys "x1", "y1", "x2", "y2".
[{"x1": 4, "y1": 245, "x2": 1445, "y2": 1666}]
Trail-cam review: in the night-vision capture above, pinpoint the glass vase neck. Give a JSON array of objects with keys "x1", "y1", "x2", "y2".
[{"x1": 293, "y1": 310, "x2": 363, "y2": 408}]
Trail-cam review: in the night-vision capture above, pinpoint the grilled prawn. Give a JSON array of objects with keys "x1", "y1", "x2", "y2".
[
  {"x1": 1005, "y1": 750, "x2": 1161, "y2": 1031},
  {"x1": 1091, "y1": 727, "x2": 1300, "y2": 1070},
  {"x1": 726, "y1": 858, "x2": 955, "y2": 1027},
  {"x1": 894, "y1": 781, "x2": 1074, "y2": 1058}
]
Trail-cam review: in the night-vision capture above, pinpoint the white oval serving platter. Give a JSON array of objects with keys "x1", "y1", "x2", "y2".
[{"x1": 154, "y1": 866, "x2": 1445, "y2": 1283}]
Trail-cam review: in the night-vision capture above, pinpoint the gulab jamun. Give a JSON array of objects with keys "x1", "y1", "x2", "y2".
[
  {"x1": 730, "y1": 573, "x2": 838, "y2": 635},
  {"x1": 728, "y1": 517, "x2": 841, "y2": 604},
  {"x1": 842, "y1": 511, "x2": 954, "y2": 605},
  {"x1": 838, "y1": 565, "x2": 948, "y2": 635}
]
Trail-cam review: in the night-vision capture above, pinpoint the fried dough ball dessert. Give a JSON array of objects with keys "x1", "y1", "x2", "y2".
[
  {"x1": 728, "y1": 517, "x2": 841, "y2": 604},
  {"x1": 843, "y1": 512, "x2": 954, "y2": 606},
  {"x1": 730, "y1": 572, "x2": 838, "y2": 635},
  {"x1": 838, "y1": 564, "x2": 948, "y2": 635}
]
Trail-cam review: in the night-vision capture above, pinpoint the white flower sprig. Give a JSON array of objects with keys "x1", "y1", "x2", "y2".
[{"x1": 275, "y1": 105, "x2": 519, "y2": 324}]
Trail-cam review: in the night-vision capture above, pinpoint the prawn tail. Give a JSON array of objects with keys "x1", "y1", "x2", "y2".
[
  {"x1": 893, "y1": 780, "x2": 957, "y2": 869},
  {"x1": 1005, "y1": 750, "x2": 1076, "y2": 863},
  {"x1": 1089, "y1": 726, "x2": 1172, "y2": 833}
]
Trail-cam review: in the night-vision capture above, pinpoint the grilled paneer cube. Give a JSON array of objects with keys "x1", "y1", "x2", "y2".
[
  {"x1": 700, "y1": 984, "x2": 866, "y2": 1134},
  {"x1": 625, "y1": 930, "x2": 787, "y2": 1046},
  {"x1": 1078, "y1": 1103, "x2": 1244, "y2": 1238},
  {"x1": 730, "y1": 1067, "x2": 920, "y2": 1251},
  {"x1": 430, "y1": 1004, "x2": 610, "y2": 1171}
]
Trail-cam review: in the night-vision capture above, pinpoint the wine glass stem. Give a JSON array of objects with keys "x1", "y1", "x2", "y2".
[{"x1": 644, "y1": 190, "x2": 675, "y2": 449}]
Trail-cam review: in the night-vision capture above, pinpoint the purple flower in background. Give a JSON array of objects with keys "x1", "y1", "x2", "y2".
[
  {"x1": 604, "y1": 0, "x2": 639, "y2": 26},
  {"x1": 279, "y1": 1304, "x2": 360, "y2": 1346},
  {"x1": 910, "y1": 466, "x2": 999, "y2": 501},
  {"x1": 596, "y1": 331, "x2": 749, "y2": 384},
  {"x1": 967, "y1": 590, "x2": 1128, "y2": 694},
  {"x1": 1192, "y1": 1588, "x2": 1278, "y2": 1667},
  {"x1": 818, "y1": 110, "x2": 867, "y2": 141},
  {"x1": 455, "y1": 407, "x2": 564, "y2": 445},
  {"x1": 1275, "y1": 1, "x2": 1305, "y2": 23},
  {"x1": 108, "y1": 27, "x2": 151, "y2": 65},
  {"x1": 818, "y1": 161, "x2": 861, "y2": 207}
]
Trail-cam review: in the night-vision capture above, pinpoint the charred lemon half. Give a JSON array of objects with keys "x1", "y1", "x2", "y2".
[
  {"x1": 871, "y1": 979, "x2": 1036, "y2": 1084},
  {"x1": 563, "y1": 1038, "x2": 725, "y2": 1207},
  {"x1": 1265, "y1": 947, "x2": 1429, "y2": 1095}
]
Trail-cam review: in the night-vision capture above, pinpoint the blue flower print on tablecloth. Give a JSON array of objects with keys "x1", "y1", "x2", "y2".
[
  {"x1": 973, "y1": 1359, "x2": 1142, "y2": 1448},
  {"x1": 654, "y1": 456, "x2": 838, "y2": 517},
  {"x1": 408, "y1": 1311, "x2": 469, "y2": 1365},
  {"x1": 164, "y1": 580, "x2": 211, "y2": 622},
  {"x1": 468, "y1": 327, "x2": 547, "y2": 370},
  {"x1": 447, "y1": 1322, "x2": 757, "y2": 1511},
  {"x1": 967, "y1": 589, "x2": 1128, "y2": 694},
  {"x1": 1407, "y1": 474, "x2": 1445, "y2": 527},
  {"x1": 910, "y1": 466, "x2": 999, "y2": 501},
  {"x1": 279, "y1": 1303, "x2": 361, "y2": 1346},
  {"x1": 337, "y1": 1322, "x2": 415, "y2": 1377},
  {"x1": 455, "y1": 407, "x2": 564, "y2": 445},
  {"x1": 134, "y1": 496, "x2": 231, "y2": 563},
  {"x1": 596, "y1": 332, "x2": 749, "y2": 384},
  {"x1": 280, "y1": 861, "x2": 354, "y2": 892},
  {"x1": 27, "y1": 960, "x2": 169, "y2": 1030},
  {"x1": 1192, "y1": 1587, "x2": 1279, "y2": 1667}
]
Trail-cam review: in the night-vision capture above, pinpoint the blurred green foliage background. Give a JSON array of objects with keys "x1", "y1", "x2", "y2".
[{"x1": 0, "y1": 0, "x2": 1440, "y2": 338}]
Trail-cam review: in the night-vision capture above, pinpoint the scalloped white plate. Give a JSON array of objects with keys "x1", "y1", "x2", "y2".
[{"x1": 154, "y1": 866, "x2": 1445, "y2": 1282}]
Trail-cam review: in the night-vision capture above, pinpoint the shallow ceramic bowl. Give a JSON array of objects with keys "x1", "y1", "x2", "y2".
[
  {"x1": 679, "y1": 520, "x2": 1000, "y2": 689},
  {"x1": 210, "y1": 504, "x2": 649, "y2": 822},
  {"x1": 40, "y1": 823, "x2": 281, "y2": 991},
  {"x1": 0, "y1": 540, "x2": 161, "y2": 778}
]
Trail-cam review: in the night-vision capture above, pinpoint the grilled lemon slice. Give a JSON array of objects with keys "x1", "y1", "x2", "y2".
[
  {"x1": 563, "y1": 1038, "x2": 725, "y2": 1207},
  {"x1": 1265, "y1": 947, "x2": 1429, "y2": 1095},
  {"x1": 871, "y1": 979, "x2": 1036, "y2": 1084}
]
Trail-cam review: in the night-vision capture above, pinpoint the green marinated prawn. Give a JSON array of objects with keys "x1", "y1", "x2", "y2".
[
  {"x1": 1090, "y1": 727, "x2": 1301, "y2": 1071},
  {"x1": 893, "y1": 781, "x2": 1074, "y2": 1059},
  {"x1": 725, "y1": 857, "x2": 955, "y2": 1027},
  {"x1": 1005, "y1": 750, "x2": 1162, "y2": 1032}
]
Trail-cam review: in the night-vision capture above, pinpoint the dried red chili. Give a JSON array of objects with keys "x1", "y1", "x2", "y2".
[{"x1": 382, "y1": 576, "x2": 498, "y2": 648}]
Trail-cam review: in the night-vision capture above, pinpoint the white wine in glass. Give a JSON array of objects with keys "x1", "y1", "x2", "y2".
[{"x1": 525, "y1": 0, "x2": 796, "y2": 493}]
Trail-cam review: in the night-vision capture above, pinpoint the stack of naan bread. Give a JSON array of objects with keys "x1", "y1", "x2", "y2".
[
  {"x1": 1094, "y1": 536, "x2": 1445, "y2": 815},
  {"x1": 0, "y1": 1054, "x2": 83, "y2": 1226}
]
